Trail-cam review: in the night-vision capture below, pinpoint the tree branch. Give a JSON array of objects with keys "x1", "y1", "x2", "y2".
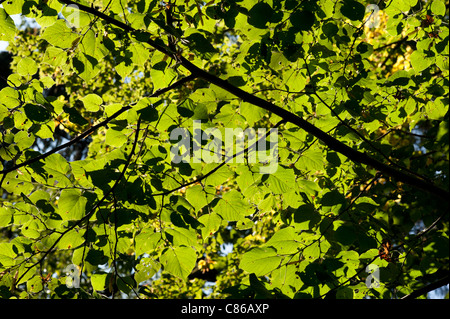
[
  {"x1": 401, "y1": 275, "x2": 450, "y2": 299},
  {"x1": 152, "y1": 119, "x2": 286, "y2": 197},
  {"x1": 180, "y1": 55, "x2": 449, "y2": 201},
  {"x1": 15, "y1": 116, "x2": 142, "y2": 288},
  {"x1": 0, "y1": 75, "x2": 196, "y2": 181},
  {"x1": 43, "y1": 2, "x2": 450, "y2": 202},
  {"x1": 59, "y1": 0, "x2": 171, "y2": 56}
]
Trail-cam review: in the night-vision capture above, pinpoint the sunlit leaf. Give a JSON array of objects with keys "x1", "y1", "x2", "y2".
[
  {"x1": 160, "y1": 246, "x2": 197, "y2": 279},
  {"x1": 240, "y1": 247, "x2": 282, "y2": 276},
  {"x1": 58, "y1": 189, "x2": 88, "y2": 221},
  {"x1": 0, "y1": 9, "x2": 16, "y2": 42},
  {"x1": 41, "y1": 20, "x2": 79, "y2": 49}
]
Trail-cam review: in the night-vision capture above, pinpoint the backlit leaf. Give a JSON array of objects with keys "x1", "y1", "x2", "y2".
[
  {"x1": 0, "y1": 9, "x2": 16, "y2": 42},
  {"x1": 42, "y1": 20, "x2": 79, "y2": 49},
  {"x1": 160, "y1": 246, "x2": 197, "y2": 279},
  {"x1": 58, "y1": 189, "x2": 88, "y2": 221},
  {"x1": 214, "y1": 190, "x2": 249, "y2": 221},
  {"x1": 240, "y1": 247, "x2": 282, "y2": 276}
]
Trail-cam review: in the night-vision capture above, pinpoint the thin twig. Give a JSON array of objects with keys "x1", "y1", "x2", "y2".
[
  {"x1": 151, "y1": 119, "x2": 285, "y2": 197},
  {"x1": 0, "y1": 75, "x2": 196, "y2": 183},
  {"x1": 14, "y1": 117, "x2": 142, "y2": 288}
]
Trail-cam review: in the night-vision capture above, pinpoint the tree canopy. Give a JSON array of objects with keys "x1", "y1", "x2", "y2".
[{"x1": 0, "y1": 0, "x2": 448, "y2": 299}]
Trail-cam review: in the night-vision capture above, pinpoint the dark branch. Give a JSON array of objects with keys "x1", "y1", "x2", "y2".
[
  {"x1": 179, "y1": 54, "x2": 449, "y2": 202},
  {"x1": 0, "y1": 75, "x2": 196, "y2": 179},
  {"x1": 59, "y1": 0, "x2": 171, "y2": 55},
  {"x1": 152, "y1": 119, "x2": 286, "y2": 197},
  {"x1": 401, "y1": 275, "x2": 450, "y2": 299},
  {"x1": 35, "y1": 2, "x2": 450, "y2": 202},
  {"x1": 15, "y1": 117, "x2": 142, "y2": 288}
]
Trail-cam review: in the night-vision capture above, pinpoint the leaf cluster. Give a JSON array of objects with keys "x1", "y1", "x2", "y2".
[{"x1": 0, "y1": 0, "x2": 448, "y2": 299}]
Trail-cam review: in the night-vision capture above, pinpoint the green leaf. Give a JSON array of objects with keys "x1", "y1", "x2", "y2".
[
  {"x1": 58, "y1": 229, "x2": 84, "y2": 250},
  {"x1": 43, "y1": 46, "x2": 68, "y2": 67},
  {"x1": 58, "y1": 189, "x2": 88, "y2": 221},
  {"x1": 424, "y1": 233, "x2": 449, "y2": 258},
  {"x1": 263, "y1": 166, "x2": 296, "y2": 194},
  {"x1": 2, "y1": 0, "x2": 25, "y2": 15},
  {"x1": 43, "y1": 153, "x2": 72, "y2": 187},
  {"x1": 61, "y1": 4, "x2": 93, "y2": 28},
  {"x1": 176, "y1": 98, "x2": 196, "y2": 118},
  {"x1": 165, "y1": 227, "x2": 200, "y2": 248},
  {"x1": 302, "y1": 240, "x2": 321, "y2": 261},
  {"x1": 41, "y1": 20, "x2": 80, "y2": 49},
  {"x1": 0, "y1": 87, "x2": 20, "y2": 108},
  {"x1": 91, "y1": 273, "x2": 109, "y2": 291},
  {"x1": 264, "y1": 227, "x2": 302, "y2": 254},
  {"x1": 160, "y1": 246, "x2": 197, "y2": 279},
  {"x1": 290, "y1": 10, "x2": 315, "y2": 31},
  {"x1": 322, "y1": 22, "x2": 339, "y2": 38},
  {"x1": 27, "y1": 276, "x2": 43, "y2": 293},
  {"x1": 425, "y1": 97, "x2": 448, "y2": 120},
  {"x1": 360, "y1": 248, "x2": 381, "y2": 260},
  {"x1": 336, "y1": 287, "x2": 353, "y2": 299},
  {"x1": 73, "y1": 52, "x2": 101, "y2": 82},
  {"x1": 186, "y1": 184, "x2": 213, "y2": 212},
  {"x1": 410, "y1": 51, "x2": 433, "y2": 73},
  {"x1": 135, "y1": 231, "x2": 162, "y2": 256},
  {"x1": 335, "y1": 224, "x2": 357, "y2": 245},
  {"x1": 150, "y1": 67, "x2": 177, "y2": 92},
  {"x1": 198, "y1": 212, "x2": 222, "y2": 238},
  {"x1": 240, "y1": 101, "x2": 266, "y2": 126},
  {"x1": 63, "y1": 105, "x2": 89, "y2": 126},
  {"x1": 20, "y1": 220, "x2": 41, "y2": 239},
  {"x1": 214, "y1": 190, "x2": 249, "y2": 221},
  {"x1": 23, "y1": 104, "x2": 52, "y2": 123},
  {"x1": 81, "y1": 94, "x2": 103, "y2": 112},
  {"x1": 203, "y1": 164, "x2": 233, "y2": 187},
  {"x1": 283, "y1": 129, "x2": 306, "y2": 150},
  {"x1": 337, "y1": 250, "x2": 360, "y2": 276},
  {"x1": 235, "y1": 217, "x2": 254, "y2": 230},
  {"x1": 0, "y1": 243, "x2": 16, "y2": 267},
  {"x1": 436, "y1": 55, "x2": 449, "y2": 72},
  {"x1": 105, "y1": 103, "x2": 125, "y2": 118},
  {"x1": 431, "y1": 0, "x2": 446, "y2": 16},
  {"x1": 116, "y1": 276, "x2": 135, "y2": 294},
  {"x1": 184, "y1": 32, "x2": 217, "y2": 55},
  {"x1": 340, "y1": 0, "x2": 365, "y2": 21},
  {"x1": 105, "y1": 128, "x2": 128, "y2": 147},
  {"x1": 0, "y1": 207, "x2": 13, "y2": 227},
  {"x1": 284, "y1": 68, "x2": 307, "y2": 92},
  {"x1": 296, "y1": 149, "x2": 324, "y2": 171},
  {"x1": 248, "y1": 2, "x2": 274, "y2": 29},
  {"x1": 356, "y1": 42, "x2": 373, "y2": 58},
  {"x1": 137, "y1": 102, "x2": 159, "y2": 122},
  {"x1": 115, "y1": 61, "x2": 134, "y2": 79},
  {"x1": 135, "y1": 257, "x2": 160, "y2": 283},
  {"x1": 0, "y1": 8, "x2": 16, "y2": 42},
  {"x1": 78, "y1": 30, "x2": 109, "y2": 61},
  {"x1": 293, "y1": 204, "x2": 321, "y2": 231},
  {"x1": 34, "y1": 3, "x2": 59, "y2": 28},
  {"x1": 240, "y1": 247, "x2": 282, "y2": 276},
  {"x1": 129, "y1": 42, "x2": 150, "y2": 66},
  {"x1": 269, "y1": 51, "x2": 289, "y2": 70},
  {"x1": 320, "y1": 189, "x2": 346, "y2": 214}
]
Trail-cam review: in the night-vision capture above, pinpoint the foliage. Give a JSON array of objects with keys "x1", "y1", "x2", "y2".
[{"x1": 0, "y1": 0, "x2": 448, "y2": 299}]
